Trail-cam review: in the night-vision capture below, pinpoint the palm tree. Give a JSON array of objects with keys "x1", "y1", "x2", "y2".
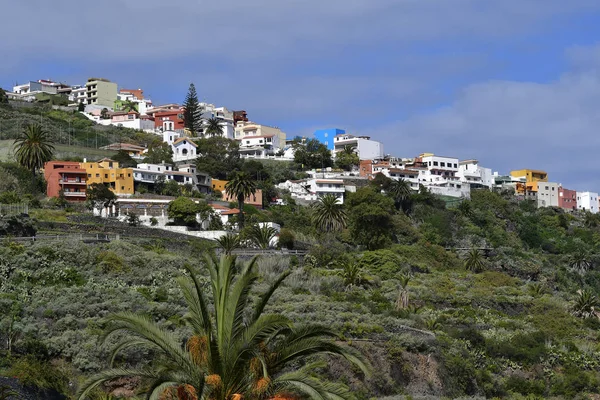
[
  {"x1": 336, "y1": 258, "x2": 368, "y2": 289},
  {"x1": 573, "y1": 289, "x2": 600, "y2": 319},
  {"x1": 225, "y1": 172, "x2": 257, "y2": 230},
  {"x1": 77, "y1": 255, "x2": 369, "y2": 400},
  {"x1": 204, "y1": 118, "x2": 223, "y2": 137},
  {"x1": 246, "y1": 224, "x2": 278, "y2": 249},
  {"x1": 13, "y1": 124, "x2": 55, "y2": 175},
  {"x1": 340, "y1": 145, "x2": 355, "y2": 156},
  {"x1": 216, "y1": 233, "x2": 241, "y2": 255},
  {"x1": 119, "y1": 100, "x2": 138, "y2": 113},
  {"x1": 570, "y1": 251, "x2": 592, "y2": 273},
  {"x1": 464, "y1": 248, "x2": 485, "y2": 272},
  {"x1": 387, "y1": 179, "x2": 412, "y2": 211},
  {"x1": 312, "y1": 194, "x2": 347, "y2": 233}
]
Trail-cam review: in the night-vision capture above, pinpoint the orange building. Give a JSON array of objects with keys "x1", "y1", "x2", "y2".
[
  {"x1": 223, "y1": 188, "x2": 264, "y2": 209},
  {"x1": 44, "y1": 161, "x2": 88, "y2": 201}
]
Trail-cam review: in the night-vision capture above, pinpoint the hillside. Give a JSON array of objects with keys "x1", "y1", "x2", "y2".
[
  {"x1": 2, "y1": 184, "x2": 600, "y2": 399},
  {"x1": 0, "y1": 103, "x2": 159, "y2": 159}
]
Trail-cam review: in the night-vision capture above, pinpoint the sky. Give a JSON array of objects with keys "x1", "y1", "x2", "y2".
[{"x1": 2, "y1": 0, "x2": 600, "y2": 190}]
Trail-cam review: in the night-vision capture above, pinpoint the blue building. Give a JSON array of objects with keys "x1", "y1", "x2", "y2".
[{"x1": 314, "y1": 128, "x2": 345, "y2": 150}]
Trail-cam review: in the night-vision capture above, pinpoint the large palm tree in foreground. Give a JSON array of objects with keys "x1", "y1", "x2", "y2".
[
  {"x1": 13, "y1": 124, "x2": 55, "y2": 174},
  {"x1": 225, "y1": 172, "x2": 257, "y2": 229},
  {"x1": 77, "y1": 255, "x2": 369, "y2": 400},
  {"x1": 312, "y1": 194, "x2": 347, "y2": 233}
]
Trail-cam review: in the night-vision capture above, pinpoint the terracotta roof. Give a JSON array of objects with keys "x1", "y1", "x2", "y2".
[
  {"x1": 173, "y1": 138, "x2": 197, "y2": 147},
  {"x1": 221, "y1": 208, "x2": 241, "y2": 215}
]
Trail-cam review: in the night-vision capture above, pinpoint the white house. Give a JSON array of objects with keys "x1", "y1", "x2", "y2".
[
  {"x1": 235, "y1": 121, "x2": 286, "y2": 148},
  {"x1": 197, "y1": 103, "x2": 235, "y2": 139},
  {"x1": 277, "y1": 178, "x2": 353, "y2": 204},
  {"x1": 456, "y1": 159, "x2": 493, "y2": 189},
  {"x1": 577, "y1": 191, "x2": 599, "y2": 213},
  {"x1": 133, "y1": 163, "x2": 212, "y2": 193},
  {"x1": 333, "y1": 134, "x2": 384, "y2": 160}
]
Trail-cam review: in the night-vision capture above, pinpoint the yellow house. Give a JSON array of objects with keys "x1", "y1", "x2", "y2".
[
  {"x1": 81, "y1": 158, "x2": 134, "y2": 196},
  {"x1": 212, "y1": 179, "x2": 228, "y2": 193},
  {"x1": 510, "y1": 169, "x2": 548, "y2": 183}
]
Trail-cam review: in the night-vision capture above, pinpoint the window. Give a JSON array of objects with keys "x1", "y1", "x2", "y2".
[
  {"x1": 433, "y1": 162, "x2": 439, "y2": 166},
  {"x1": 88, "y1": 174, "x2": 92, "y2": 178},
  {"x1": 440, "y1": 162, "x2": 445, "y2": 167},
  {"x1": 454, "y1": 164, "x2": 458, "y2": 168},
  {"x1": 121, "y1": 186, "x2": 124, "y2": 191},
  {"x1": 104, "y1": 174, "x2": 108, "y2": 179}
]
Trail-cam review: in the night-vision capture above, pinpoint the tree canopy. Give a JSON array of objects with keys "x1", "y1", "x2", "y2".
[
  {"x1": 195, "y1": 137, "x2": 241, "y2": 180},
  {"x1": 292, "y1": 138, "x2": 333, "y2": 170},
  {"x1": 143, "y1": 142, "x2": 174, "y2": 164},
  {"x1": 346, "y1": 186, "x2": 396, "y2": 250},
  {"x1": 183, "y1": 83, "x2": 200, "y2": 136},
  {"x1": 13, "y1": 124, "x2": 55, "y2": 174}
]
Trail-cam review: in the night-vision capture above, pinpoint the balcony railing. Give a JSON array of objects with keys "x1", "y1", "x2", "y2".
[
  {"x1": 60, "y1": 179, "x2": 86, "y2": 184},
  {"x1": 63, "y1": 192, "x2": 86, "y2": 197}
]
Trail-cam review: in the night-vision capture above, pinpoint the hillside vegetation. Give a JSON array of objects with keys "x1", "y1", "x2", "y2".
[
  {"x1": 0, "y1": 103, "x2": 159, "y2": 151},
  {"x1": 2, "y1": 181, "x2": 600, "y2": 398}
]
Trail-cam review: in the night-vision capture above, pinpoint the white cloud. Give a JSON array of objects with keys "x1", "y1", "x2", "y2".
[{"x1": 374, "y1": 44, "x2": 600, "y2": 191}]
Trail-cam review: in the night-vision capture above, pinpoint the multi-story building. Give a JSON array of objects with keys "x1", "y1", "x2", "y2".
[
  {"x1": 197, "y1": 103, "x2": 235, "y2": 139},
  {"x1": 238, "y1": 135, "x2": 282, "y2": 157},
  {"x1": 510, "y1": 169, "x2": 548, "y2": 194},
  {"x1": 13, "y1": 79, "x2": 72, "y2": 96},
  {"x1": 277, "y1": 178, "x2": 354, "y2": 204},
  {"x1": 69, "y1": 85, "x2": 87, "y2": 104},
  {"x1": 81, "y1": 158, "x2": 134, "y2": 196},
  {"x1": 152, "y1": 109, "x2": 185, "y2": 131},
  {"x1": 533, "y1": 182, "x2": 560, "y2": 208},
  {"x1": 99, "y1": 111, "x2": 155, "y2": 131},
  {"x1": 456, "y1": 159, "x2": 493, "y2": 189},
  {"x1": 577, "y1": 192, "x2": 599, "y2": 213},
  {"x1": 559, "y1": 187, "x2": 577, "y2": 211},
  {"x1": 314, "y1": 128, "x2": 345, "y2": 150},
  {"x1": 162, "y1": 131, "x2": 198, "y2": 162},
  {"x1": 44, "y1": 161, "x2": 88, "y2": 201},
  {"x1": 85, "y1": 78, "x2": 118, "y2": 108},
  {"x1": 133, "y1": 163, "x2": 211, "y2": 193},
  {"x1": 365, "y1": 153, "x2": 469, "y2": 198},
  {"x1": 234, "y1": 121, "x2": 286, "y2": 146},
  {"x1": 333, "y1": 133, "x2": 384, "y2": 160}
]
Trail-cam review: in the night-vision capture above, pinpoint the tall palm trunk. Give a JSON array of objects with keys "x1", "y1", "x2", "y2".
[{"x1": 238, "y1": 195, "x2": 245, "y2": 229}]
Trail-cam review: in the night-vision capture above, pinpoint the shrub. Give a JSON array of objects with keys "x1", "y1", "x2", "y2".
[
  {"x1": 9, "y1": 356, "x2": 70, "y2": 393},
  {"x1": 504, "y1": 375, "x2": 546, "y2": 396},
  {"x1": 278, "y1": 228, "x2": 295, "y2": 249},
  {"x1": 150, "y1": 217, "x2": 158, "y2": 226}
]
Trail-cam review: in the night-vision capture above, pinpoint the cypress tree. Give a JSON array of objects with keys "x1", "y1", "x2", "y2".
[{"x1": 183, "y1": 83, "x2": 199, "y2": 136}]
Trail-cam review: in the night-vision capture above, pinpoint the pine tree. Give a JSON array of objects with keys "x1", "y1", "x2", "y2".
[{"x1": 183, "y1": 83, "x2": 199, "y2": 136}]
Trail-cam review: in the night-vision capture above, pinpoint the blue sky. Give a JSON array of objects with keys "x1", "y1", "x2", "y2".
[{"x1": 2, "y1": 0, "x2": 600, "y2": 190}]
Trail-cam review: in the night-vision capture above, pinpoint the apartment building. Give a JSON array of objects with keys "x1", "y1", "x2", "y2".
[
  {"x1": 333, "y1": 133, "x2": 384, "y2": 160},
  {"x1": 44, "y1": 161, "x2": 88, "y2": 201},
  {"x1": 234, "y1": 121, "x2": 286, "y2": 146},
  {"x1": 85, "y1": 78, "x2": 118, "y2": 108},
  {"x1": 456, "y1": 159, "x2": 493, "y2": 189},
  {"x1": 534, "y1": 182, "x2": 560, "y2": 208},
  {"x1": 133, "y1": 163, "x2": 211, "y2": 193},
  {"x1": 197, "y1": 103, "x2": 235, "y2": 139},
  {"x1": 81, "y1": 158, "x2": 134, "y2": 196}
]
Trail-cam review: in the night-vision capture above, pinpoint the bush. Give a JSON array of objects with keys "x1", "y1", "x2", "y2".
[
  {"x1": 0, "y1": 214, "x2": 37, "y2": 237},
  {"x1": 150, "y1": 217, "x2": 158, "y2": 226},
  {"x1": 486, "y1": 331, "x2": 547, "y2": 365},
  {"x1": 9, "y1": 356, "x2": 70, "y2": 393},
  {"x1": 278, "y1": 228, "x2": 295, "y2": 249},
  {"x1": 127, "y1": 213, "x2": 141, "y2": 227}
]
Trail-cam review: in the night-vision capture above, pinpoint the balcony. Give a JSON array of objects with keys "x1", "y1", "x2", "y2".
[
  {"x1": 63, "y1": 192, "x2": 86, "y2": 197},
  {"x1": 60, "y1": 179, "x2": 86, "y2": 184}
]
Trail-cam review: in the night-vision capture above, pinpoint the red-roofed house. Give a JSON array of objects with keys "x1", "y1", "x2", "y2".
[{"x1": 44, "y1": 161, "x2": 88, "y2": 201}]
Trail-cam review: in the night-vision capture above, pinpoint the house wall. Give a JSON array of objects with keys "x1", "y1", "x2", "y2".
[
  {"x1": 356, "y1": 138, "x2": 384, "y2": 160},
  {"x1": 44, "y1": 161, "x2": 88, "y2": 201},
  {"x1": 536, "y1": 182, "x2": 560, "y2": 208},
  {"x1": 577, "y1": 192, "x2": 599, "y2": 213},
  {"x1": 314, "y1": 128, "x2": 344, "y2": 150},
  {"x1": 81, "y1": 160, "x2": 134, "y2": 196},
  {"x1": 559, "y1": 187, "x2": 577, "y2": 210}
]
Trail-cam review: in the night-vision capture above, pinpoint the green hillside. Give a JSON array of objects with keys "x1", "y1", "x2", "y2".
[
  {"x1": 2, "y1": 179, "x2": 600, "y2": 398},
  {"x1": 0, "y1": 103, "x2": 159, "y2": 153}
]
